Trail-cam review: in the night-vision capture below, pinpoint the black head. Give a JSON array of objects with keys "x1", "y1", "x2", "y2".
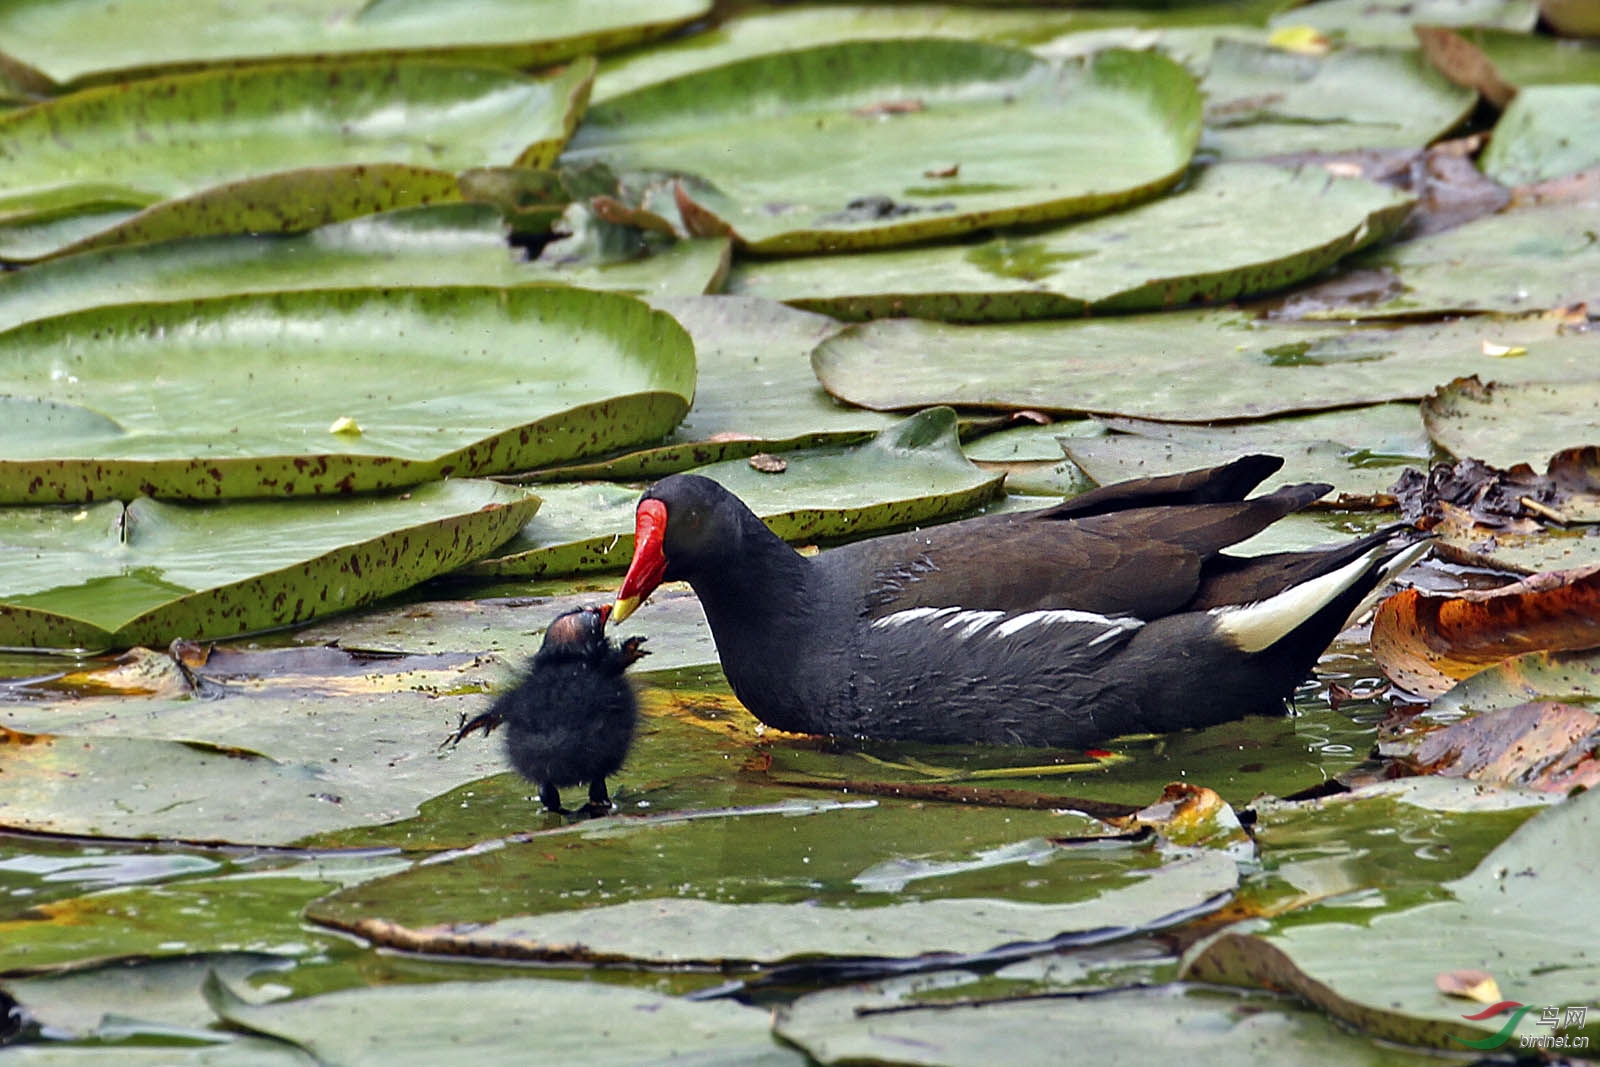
[
  {"x1": 613, "y1": 475, "x2": 761, "y2": 620},
  {"x1": 536, "y1": 606, "x2": 611, "y2": 662}
]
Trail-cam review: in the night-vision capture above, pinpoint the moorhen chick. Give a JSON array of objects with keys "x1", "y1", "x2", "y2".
[
  {"x1": 445, "y1": 605, "x2": 647, "y2": 813},
  {"x1": 610, "y1": 455, "x2": 1424, "y2": 747}
]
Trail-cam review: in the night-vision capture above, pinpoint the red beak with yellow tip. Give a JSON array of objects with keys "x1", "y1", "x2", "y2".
[{"x1": 612, "y1": 498, "x2": 668, "y2": 624}]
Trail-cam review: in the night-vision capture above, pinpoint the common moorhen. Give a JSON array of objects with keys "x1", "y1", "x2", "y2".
[
  {"x1": 610, "y1": 455, "x2": 1424, "y2": 747},
  {"x1": 445, "y1": 605, "x2": 647, "y2": 813}
]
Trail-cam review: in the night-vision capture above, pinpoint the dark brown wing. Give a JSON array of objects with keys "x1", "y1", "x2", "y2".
[{"x1": 846, "y1": 482, "x2": 1330, "y2": 620}]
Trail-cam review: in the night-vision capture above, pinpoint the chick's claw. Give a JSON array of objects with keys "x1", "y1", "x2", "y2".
[{"x1": 441, "y1": 710, "x2": 503, "y2": 750}]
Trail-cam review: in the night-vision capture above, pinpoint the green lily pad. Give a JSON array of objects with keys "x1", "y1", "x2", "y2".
[
  {"x1": 536, "y1": 296, "x2": 898, "y2": 480},
  {"x1": 0, "y1": 58, "x2": 593, "y2": 261},
  {"x1": 0, "y1": 858, "x2": 378, "y2": 972},
  {"x1": 0, "y1": 1, "x2": 710, "y2": 88},
  {"x1": 306, "y1": 798, "x2": 1237, "y2": 964},
  {"x1": 1481, "y1": 84, "x2": 1600, "y2": 186},
  {"x1": 1292, "y1": 193, "x2": 1600, "y2": 319},
  {"x1": 1182, "y1": 785, "x2": 1600, "y2": 1050},
  {"x1": 564, "y1": 41, "x2": 1202, "y2": 253},
  {"x1": 203, "y1": 971, "x2": 801, "y2": 1067},
  {"x1": 593, "y1": 1, "x2": 1284, "y2": 103},
  {"x1": 3, "y1": 952, "x2": 289, "y2": 1041},
  {"x1": 778, "y1": 981, "x2": 1448, "y2": 1067},
  {"x1": 1431, "y1": 647, "x2": 1600, "y2": 717},
  {"x1": 0, "y1": 480, "x2": 538, "y2": 649},
  {"x1": 0, "y1": 680, "x2": 518, "y2": 842},
  {"x1": 293, "y1": 588, "x2": 720, "y2": 673},
  {"x1": 812, "y1": 310, "x2": 1598, "y2": 422},
  {"x1": 0, "y1": 206, "x2": 728, "y2": 334},
  {"x1": 1267, "y1": 0, "x2": 1537, "y2": 48},
  {"x1": 1423, "y1": 376, "x2": 1600, "y2": 468},
  {"x1": 1202, "y1": 40, "x2": 1476, "y2": 161},
  {"x1": 0, "y1": 1038, "x2": 313, "y2": 1065},
  {"x1": 0, "y1": 286, "x2": 695, "y2": 502},
  {"x1": 472, "y1": 407, "x2": 1003, "y2": 578},
  {"x1": 724, "y1": 162, "x2": 1413, "y2": 321},
  {"x1": 1063, "y1": 405, "x2": 1432, "y2": 505}
]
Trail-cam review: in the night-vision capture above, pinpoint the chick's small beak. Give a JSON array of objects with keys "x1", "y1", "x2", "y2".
[{"x1": 613, "y1": 498, "x2": 668, "y2": 624}]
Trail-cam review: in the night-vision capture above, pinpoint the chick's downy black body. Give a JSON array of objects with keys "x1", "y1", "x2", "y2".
[{"x1": 447, "y1": 606, "x2": 645, "y2": 814}]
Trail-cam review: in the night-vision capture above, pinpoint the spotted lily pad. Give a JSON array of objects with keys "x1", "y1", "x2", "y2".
[
  {"x1": 471, "y1": 407, "x2": 1003, "y2": 577},
  {"x1": 202, "y1": 971, "x2": 801, "y2": 1067},
  {"x1": 1202, "y1": 40, "x2": 1476, "y2": 161},
  {"x1": 1481, "y1": 84, "x2": 1600, "y2": 186},
  {"x1": 0, "y1": 58, "x2": 593, "y2": 261},
  {"x1": 1292, "y1": 193, "x2": 1600, "y2": 319},
  {"x1": 0, "y1": 286, "x2": 694, "y2": 502},
  {"x1": 1183, "y1": 784, "x2": 1600, "y2": 1050},
  {"x1": 306, "y1": 798, "x2": 1238, "y2": 964},
  {"x1": 0, "y1": 206, "x2": 730, "y2": 334},
  {"x1": 535, "y1": 296, "x2": 898, "y2": 480},
  {"x1": 725, "y1": 162, "x2": 1414, "y2": 321},
  {"x1": 1423, "y1": 377, "x2": 1600, "y2": 469},
  {"x1": 564, "y1": 41, "x2": 1202, "y2": 253},
  {"x1": 812, "y1": 310, "x2": 1597, "y2": 421},
  {"x1": 0, "y1": 0, "x2": 711, "y2": 87},
  {"x1": 0, "y1": 480, "x2": 539, "y2": 649}
]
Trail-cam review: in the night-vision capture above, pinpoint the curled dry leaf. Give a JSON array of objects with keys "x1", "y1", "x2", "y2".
[
  {"x1": 1372, "y1": 563, "x2": 1600, "y2": 694},
  {"x1": 1413, "y1": 26, "x2": 1517, "y2": 109},
  {"x1": 1399, "y1": 701, "x2": 1600, "y2": 792}
]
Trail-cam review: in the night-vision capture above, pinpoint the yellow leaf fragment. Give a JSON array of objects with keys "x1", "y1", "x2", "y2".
[
  {"x1": 1269, "y1": 25, "x2": 1333, "y2": 55},
  {"x1": 1436, "y1": 969, "x2": 1503, "y2": 1004},
  {"x1": 328, "y1": 415, "x2": 363, "y2": 436},
  {"x1": 1481, "y1": 339, "x2": 1527, "y2": 357}
]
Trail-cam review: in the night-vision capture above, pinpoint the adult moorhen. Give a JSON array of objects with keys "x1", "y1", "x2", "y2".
[
  {"x1": 610, "y1": 455, "x2": 1424, "y2": 748},
  {"x1": 445, "y1": 605, "x2": 647, "y2": 813}
]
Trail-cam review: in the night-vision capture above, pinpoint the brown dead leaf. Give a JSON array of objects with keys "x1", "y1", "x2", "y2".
[
  {"x1": 1414, "y1": 26, "x2": 1517, "y2": 109},
  {"x1": 747, "y1": 453, "x2": 788, "y2": 474},
  {"x1": 1372, "y1": 564, "x2": 1600, "y2": 694},
  {"x1": 923, "y1": 163, "x2": 959, "y2": 179},
  {"x1": 1403, "y1": 701, "x2": 1600, "y2": 791},
  {"x1": 590, "y1": 194, "x2": 678, "y2": 234},
  {"x1": 1436, "y1": 969, "x2": 1504, "y2": 1003},
  {"x1": 1115, "y1": 782, "x2": 1249, "y2": 850},
  {"x1": 672, "y1": 180, "x2": 734, "y2": 239}
]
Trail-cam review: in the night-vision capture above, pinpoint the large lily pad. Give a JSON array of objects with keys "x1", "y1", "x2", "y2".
[
  {"x1": 1183, "y1": 784, "x2": 1600, "y2": 1050},
  {"x1": 0, "y1": 1, "x2": 710, "y2": 88},
  {"x1": 537, "y1": 296, "x2": 898, "y2": 479},
  {"x1": 564, "y1": 41, "x2": 1202, "y2": 253},
  {"x1": 1267, "y1": 0, "x2": 1537, "y2": 48},
  {"x1": 0, "y1": 480, "x2": 538, "y2": 649},
  {"x1": 203, "y1": 972, "x2": 801, "y2": 1067},
  {"x1": 779, "y1": 981, "x2": 1447, "y2": 1067},
  {"x1": 1423, "y1": 377, "x2": 1600, "y2": 468},
  {"x1": 0, "y1": 58, "x2": 593, "y2": 261},
  {"x1": 1063, "y1": 405, "x2": 1432, "y2": 505},
  {"x1": 471, "y1": 407, "x2": 1003, "y2": 577},
  {"x1": 1480, "y1": 84, "x2": 1600, "y2": 186},
  {"x1": 724, "y1": 162, "x2": 1413, "y2": 321},
  {"x1": 812, "y1": 310, "x2": 1598, "y2": 421},
  {"x1": 1202, "y1": 40, "x2": 1476, "y2": 161},
  {"x1": 306, "y1": 798, "x2": 1237, "y2": 964},
  {"x1": 0, "y1": 682, "x2": 514, "y2": 843},
  {"x1": 1291, "y1": 193, "x2": 1600, "y2": 319},
  {"x1": 0, "y1": 286, "x2": 694, "y2": 502},
  {"x1": 593, "y1": 2, "x2": 1281, "y2": 102},
  {"x1": 0, "y1": 205, "x2": 729, "y2": 334}
]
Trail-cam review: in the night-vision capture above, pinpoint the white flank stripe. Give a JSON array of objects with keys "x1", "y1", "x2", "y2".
[
  {"x1": 992, "y1": 608, "x2": 1142, "y2": 640},
  {"x1": 943, "y1": 610, "x2": 1006, "y2": 638},
  {"x1": 871, "y1": 606, "x2": 959, "y2": 629}
]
